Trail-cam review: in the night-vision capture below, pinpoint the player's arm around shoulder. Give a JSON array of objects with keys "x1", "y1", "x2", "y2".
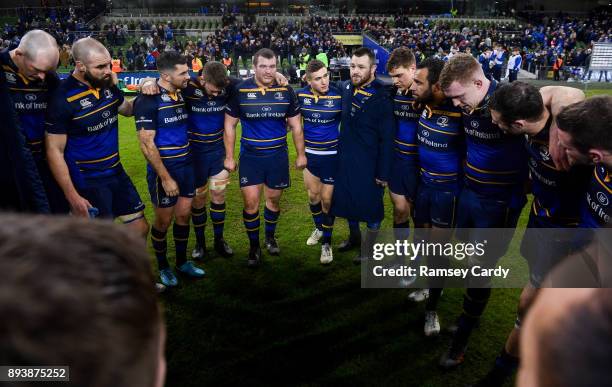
[{"x1": 223, "y1": 82, "x2": 241, "y2": 172}]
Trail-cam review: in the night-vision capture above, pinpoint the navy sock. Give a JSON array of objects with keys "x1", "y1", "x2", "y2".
[
  {"x1": 309, "y1": 202, "x2": 323, "y2": 231},
  {"x1": 348, "y1": 219, "x2": 360, "y2": 240},
  {"x1": 210, "y1": 202, "x2": 226, "y2": 238},
  {"x1": 243, "y1": 209, "x2": 260, "y2": 248},
  {"x1": 191, "y1": 206, "x2": 207, "y2": 248},
  {"x1": 151, "y1": 226, "x2": 169, "y2": 270},
  {"x1": 321, "y1": 212, "x2": 335, "y2": 244},
  {"x1": 173, "y1": 223, "x2": 190, "y2": 267},
  {"x1": 264, "y1": 206, "x2": 280, "y2": 239}
]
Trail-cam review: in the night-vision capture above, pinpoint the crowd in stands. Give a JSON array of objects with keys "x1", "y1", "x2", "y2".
[{"x1": 1, "y1": 7, "x2": 611, "y2": 80}]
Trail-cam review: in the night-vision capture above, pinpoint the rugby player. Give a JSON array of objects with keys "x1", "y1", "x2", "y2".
[
  {"x1": 437, "y1": 53, "x2": 528, "y2": 368},
  {"x1": 45, "y1": 37, "x2": 149, "y2": 232},
  {"x1": 386, "y1": 48, "x2": 420, "y2": 249},
  {"x1": 2, "y1": 29, "x2": 68, "y2": 213},
  {"x1": 224, "y1": 48, "x2": 306, "y2": 267},
  {"x1": 474, "y1": 82, "x2": 589, "y2": 386},
  {"x1": 134, "y1": 51, "x2": 204, "y2": 287},
  {"x1": 408, "y1": 57, "x2": 464, "y2": 336},
  {"x1": 556, "y1": 96, "x2": 612, "y2": 228},
  {"x1": 297, "y1": 59, "x2": 342, "y2": 264}
]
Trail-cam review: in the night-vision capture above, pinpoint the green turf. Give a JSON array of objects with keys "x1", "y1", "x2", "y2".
[{"x1": 117, "y1": 88, "x2": 611, "y2": 387}]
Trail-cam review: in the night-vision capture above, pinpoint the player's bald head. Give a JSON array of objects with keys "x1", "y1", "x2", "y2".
[
  {"x1": 71, "y1": 37, "x2": 110, "y2": 65},
  {"x1": 13, "y1": 29, "x2": 59, "y2": 79}
]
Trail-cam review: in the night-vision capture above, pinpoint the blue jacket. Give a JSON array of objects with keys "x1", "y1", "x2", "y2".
[{"x1": 331, "y1": 78, "x2": 395, "y2": 223}]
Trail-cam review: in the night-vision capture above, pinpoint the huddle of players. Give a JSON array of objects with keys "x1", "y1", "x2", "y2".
[
  {"x1": 382, "y1": 48, "x2": 612, "y2": 386},
  {"x1": 5, "y1": 29, "x2": 612, "y2": 385}
]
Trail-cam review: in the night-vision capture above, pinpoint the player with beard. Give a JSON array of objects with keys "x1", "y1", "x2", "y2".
[
  {"x1": 436, "y1": 53, "x2": 529, "y2": 368},
  {"x1": 408, "y1": 57, "x2": 465, "y2": 335},
  {"x1": 1, "y1": 29, "x2": 68, "y2": 213},
  {"x1": 470, "y1": 82, "x2": 590, "y2": 386},
  {"x1": 297, "y1": 59, "x2": 342, "y2": 264},
  {"x1": 46, "y1": 37, "x2": 149, "y2": 235},
  {"x1": 224, "y1": 48, "x2": 306, "y2": 267},
  {"x1": 331, "y1": 47, "x2": 395, "y2": 262},
  {"x1": 134, "y1": 52, "x2": 204, "y2": 287}
]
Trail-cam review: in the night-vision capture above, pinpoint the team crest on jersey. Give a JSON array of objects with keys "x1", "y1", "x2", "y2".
[
  {"x1": 80, "y1": 98, "x2": 93, "y2": 108},
  {"x1": 102, "y1": 110, "x2": 111, "y2": 118},
  {"x1": 194, "y1": 89, "x2": 204, "y2": 97},
  {"x1": 597, "y1": 192, "x2": 609, "y2": 206},
  {"x1": 324, "y1": 100, "x2": 335, "y2": 107},
  {"x1": 4, "y1": 72, "x2": 16, "y2": 83},
  {"x1": 470, "y1": 120, "x2": 479, "y2": 128},
  {"x1": 436, "y1": 116, "x2": 449, "y2": 127},
  {"x1": 303, "y1": 98, "x2": 312, "y2": 105},
  {"x1": 161, "y1": 93, "x2": 172, "y2": 102},
  {"x1": 274, "y1": 92, "x2": 284, "y2": 100},
  {"x1": 262, "y1": 106, "x2": 272, "y2": 112},
  {"x1": 539, "y1": 146, "x2": 551, "y2": 161},
  {"x1": 247, "y1": 93, "x2": 257, "y2": 99},
  {"x1": 104, "y1": 89, "x2": 113, "y2": 99},
  {"x1": 25, "y1": 94, "x2": 37, "y2": 101}
]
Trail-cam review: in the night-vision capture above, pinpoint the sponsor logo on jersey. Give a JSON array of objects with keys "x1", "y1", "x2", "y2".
[
  {"x1": 597, "y1": 192, "x2": 609, "y2": 206},
  {"x1": 470, "y1": 120, "x2": 479, "y2": 128},
  {"x1": 102, "y1": 110, "x2": 111, "y2": 119},
  {"x1": 247, "y1": 92, "x2": 257, "y2": 99},
  {"x1": 161, "y1": 94, "x2": 172, "y2": 102},
  {"x1": 262, "y1": 106, "x2": 272, "y2": 112},
  {"x1": 303, "y1": 98, "x2": 312, "y2": 105},
  {"x1": 437, "y1": 116, "x2": 449, "y2": 127},
  {"x1": 80, "y1": 98, "x2": 93, "y2": 108},
  {"x1": 25, "y1": 94, "x2": 37, "y2": 101}
]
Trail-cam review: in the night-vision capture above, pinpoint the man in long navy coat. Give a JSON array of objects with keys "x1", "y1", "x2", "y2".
[{"x1": 331, "y1": 47, "x2": 395, "y2": 261}]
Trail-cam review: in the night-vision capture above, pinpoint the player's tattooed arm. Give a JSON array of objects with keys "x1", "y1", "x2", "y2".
[
  {"x1": 137, "y1": 129, "x2": 179, "y2": 197},
  {"x1": 45, "y1": 133, "x2": 93, "y2": 217},
  {"x1": 223, "y1": 114, "x2": 239, "y2": 172},
  {"x1": 118, "y1": 98, "x2": 134, "y2": 117}
]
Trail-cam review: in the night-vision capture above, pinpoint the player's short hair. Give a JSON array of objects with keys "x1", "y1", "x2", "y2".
[
  {"x1": 489, "y1": 82, "x2": 544, "y2": 125},
  {"x1": 202, "y1": 61, "x2": 229, "y2": 88},
  {"x1": 386, "y1": 47, "x2": 415, "y2": 72},
  {"x1": 352, "y1": 47, "x2": 376, "y2": 67},
  {"x1": 440, "y1": 53, "x2": 481, "y2": 89},
  {"x1": 305, "y1": 59, "x2": 326, "y2": 77},
  {"x1": 537, "y1": 289, "x2": 612, "y2": 387},
  {"x1": 253, "y1": 48, "x2": 276, "y2": 66},
  {"x1": 0, "y1": 214, "x2": 162, "y2": 387},
  {"x1": 416, "y1": 57, "x2": 445, "y2": 85},
  {"x1": 156, "y1": 51, "x2": 187, "y2": 72},
  {"x1": 557, "y1": 96, "x2": 612, "y2": 153}
]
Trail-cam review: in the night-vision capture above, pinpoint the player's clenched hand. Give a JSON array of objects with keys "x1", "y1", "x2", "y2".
[
  {"x1": 67, "y1": 193, "x2": 93, "y2": 218},
  {"x1": 275, "y1": 72, "x2": 289, "y2": 87},
  {"x1": 295, "y1": 154, "x2": 307, "y2": 170},
  {"x1": 224, "y1": 157, "x2": 237, "y2": 172},
  {"x1": 161, "y1": 177, "x2": 180, "y2": 197},
  {"x1": 140, "y1": 78, "x2": 160, "y2": 95}
]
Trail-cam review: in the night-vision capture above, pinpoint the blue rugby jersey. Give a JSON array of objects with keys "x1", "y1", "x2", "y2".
[
  {"x1": 225, "y1": 78, "x2": 300, "y2": 154},
  {"x1": 1, "y1": 49, "x2": 59, "y2": 158},
  {"x1": 417, "y1": 99, "x2": 465, "y2": 187},
  {"x1": 350, "y1": 81, "x2": 377, "y2": 117},
  {"x1": 46, "y1": 75, "x2": 124, "y2": 186},
  {"x1": 134, "y1": 84, "x2": 191, "y2": 169},
  {"x1": 581, "y1": 164, "x2": 612, "y2": 228},
  {"x1": 182, "y1": 76, "x2": 232, "y2": 153},
  {"x1": 393, "y1": 88, "x2": 421, "y2": 162},
  {"x1": 297, "y1": 85, "x2": 342, "y2": 155},
  {"x1": 527, "y1": 123, "x2": 591, "y2": 226},
  {"x1": 461, "y1": 80, "x2": 527, "y2": 196}
]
